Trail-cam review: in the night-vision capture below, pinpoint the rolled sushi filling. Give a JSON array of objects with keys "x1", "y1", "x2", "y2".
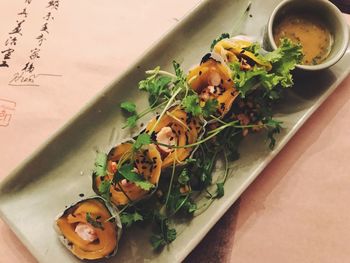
[
  {"x1": 187, "y1": 55, "x2": 239, "y2": 117},
  {"x1": 145, "y1": 106, "x2": 201, "y2": 168},
  {"x1": 94, "y1": 143, "x2": 162, "y2": 206},
  {"x1": 56, "y1": 199, "x2": 118, "y2": 260}
]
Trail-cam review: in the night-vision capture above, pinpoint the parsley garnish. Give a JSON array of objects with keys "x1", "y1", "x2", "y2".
[
  {"x1": 98, "y1": 180, "x2": 111, "y2": 201},
  {"x1": 150, "y1": 214, "x2": 177, "y2": 250},
  {"x1": 120, "y1": 211, "x2": 143, "y2": 227},
  {"x1": 178, "y1": 169, "x2": 190, "y2": 185},
  {"x1": 118, "y1": 164, "x2": 154, "y2": 191},
  {"x1": 126, "y1": 115, "x2": 138, "y2": 128},
  {"x1": 216, "y1": 182, "x2": 224, "y2": 198},
  {"x1": 120, "y1": 101, "x2": 136, "y2": 113},
  {"x1": 202, "y1": 99, "x2": 218, "y2": 117},
  {"x1": 93, "y1": 152, "x2": 108, "y2": 177},
  {"x1": 133, "y1": 133, "x2": 151, "y2": 151},
  {"x1": 139, "y1": 67, "x2": 173, "y2": 107},
  {"x1": 265, "y1": 118, "x2": 282, "y2": 149},
  {"x1": 120, "y1": 101, "x2": 139, "y2": 128},
  {"x1": 182, "y1": 95, "x2": 202, "y2": 116}
]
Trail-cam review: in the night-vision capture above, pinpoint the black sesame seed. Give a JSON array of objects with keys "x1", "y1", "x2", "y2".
[{"x1": 79, "y1": 193, "x2": 84, "y2": 197}]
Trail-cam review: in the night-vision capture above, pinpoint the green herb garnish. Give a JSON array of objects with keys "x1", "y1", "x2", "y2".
[
  {"x1": 118, "y1": 164, "x2": 154, "y2": 191},
  {"x1": 93, "y1": 152, "x2": 108, "y2": 177},
  {"x1": 133, "y1": 133, "x2": 151, "y2": 151},
  {"x1": 120, "y1": 211, "x2": 144, "y2": 227},
  {"x1": 98, "y1": 180, "x2": 111, "y2": 202},
  {"x1": 86, "y1": 212, "x2": 104, "y2": 230},
  {"x1": 210, "y1": 32, "x2": 230, "y2": 51}
]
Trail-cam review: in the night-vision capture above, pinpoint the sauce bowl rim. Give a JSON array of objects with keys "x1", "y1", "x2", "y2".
[{"x1": 267, "y1": 0, "x2": 349, "y2": 71}]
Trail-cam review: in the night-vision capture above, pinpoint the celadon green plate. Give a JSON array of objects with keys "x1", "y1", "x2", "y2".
[{"x1": 0, "y1": 0, "x2": 349, "y2": 262}]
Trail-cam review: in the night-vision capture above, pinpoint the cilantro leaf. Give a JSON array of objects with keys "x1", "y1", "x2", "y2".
[
  {"x1": 202, "y1": 99, "x2": 218, "y2": 117},
  {"x1": 178, "y1": 169, "x2": 190, "y2": 185},
  {"x1": 172, "y1": 61, "x2": 188, "y2": 92},
  {"x1": 133, "y1": 133, "x2": 151, "y2": 151},
  {"x1": 265, "y1": 118, "x2": 282, "y2": 149},
  {"x1": 150, "y1": 214, "x2": 177, "y2": 250},
  {"x1": 182, "y1": 95, "x2": 202, "y2": 116},
  {"x1": 173, "y1": 60, "x2": 185, "y2": 80},
  {"x1": 126, "y1": 115, "x2": 138, "y2": 128},
  {"x1": 182, "y1": 199, "x2": 197, "y2": 213},
  {"x1": 210, "y1": 33, "x2": 230, "y2": 51},
  {"x1": 120, "y1": 211, "x2": 143, "y2": 227},
  {"x1": 120, "y1": 101, "x2": 136, "y2": 113},
  {"x1": 216, "y1": 182, "x2": 224, "y2": 198},
  {"x1": 150, "y1": 234, "x2": 167, "y2": 250},
  {"x1": 139, "y1": 72, "x2": 172, "y2": 107},
  {"x1": 121, "y1": 101, "x2": 138, "y2": 129},
  {"x1": 98, "y1": 180, "x2": 111, "y2": 201},
  {"x1": 86, "y1": 212, "x2": 104, "y2": 230},
  {"x1": 134, "y1": 180, "x2": 154, "y2": 191},
  {"x1": 93, "y1": 152, "x2": 107, "y2": 177},
  {"x1": 118, "y1": 164, "x2": 154, "y2": 191}
]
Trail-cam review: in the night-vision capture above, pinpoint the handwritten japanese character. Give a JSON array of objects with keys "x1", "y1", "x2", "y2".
[
  {"x1": 9, "y1": 20, "x2": 25, "y2": 36},
  {"x1": 1, "y1": 48, "x2": 14, "y2": 60},
  {"x1": 5, "y1": 36, "x2": 18, "y2": 46},
  {"x1": 18, "y1": 8, "x2": 28, "y2": 18},
  {"x1": 29, "y1": 48, "x2": 40, "y2": 60},
  {"x1": 0, "y1": 61, "x2": 9, "y2": 68},
  {"x1": 22, "y1": 62, "x2": 35, "y2": 73},
  {"x1": 47, "y1": 0, "x2": 59, "y2": 10},
  {"x1": 25, "y1": 0, "x2": 32, "y2": 4},
  {"x1": 36, "y1": 34, "x2": 47, "y2": 46},
  {"x1": 43, "y1": 12, "x2": 54, "y2": 21},
  {"x1": 41, "y1": 23, "x2": 49, "y2": 34}
]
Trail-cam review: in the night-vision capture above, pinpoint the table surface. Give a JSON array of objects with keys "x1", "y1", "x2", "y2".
[{"x1": 0, "y1": 1, "x2": 349, "y2": 262}]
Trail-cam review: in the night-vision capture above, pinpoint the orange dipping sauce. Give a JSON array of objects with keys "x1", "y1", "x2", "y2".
[{"x1": 274, "y1": 14, "x2": 333, "y2": 65}]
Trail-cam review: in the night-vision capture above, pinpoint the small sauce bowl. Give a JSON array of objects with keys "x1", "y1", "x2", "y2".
[{"x1": 264, "y1": 0, "x2": 349, "y2": 71}]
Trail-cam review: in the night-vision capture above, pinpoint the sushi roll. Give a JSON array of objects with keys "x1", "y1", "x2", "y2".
[{"x1": 55, "y1": 196, "x2": 122, "y2": 260}]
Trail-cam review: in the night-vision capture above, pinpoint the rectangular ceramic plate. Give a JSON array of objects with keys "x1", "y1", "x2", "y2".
[{"x1": 0, "y1": 0, "x2": 349, "y2": 262}]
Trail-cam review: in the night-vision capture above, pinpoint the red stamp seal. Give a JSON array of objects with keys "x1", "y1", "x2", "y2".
[{"x1": 0, "y1": 98, "x2": 16, "y2": 127}]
